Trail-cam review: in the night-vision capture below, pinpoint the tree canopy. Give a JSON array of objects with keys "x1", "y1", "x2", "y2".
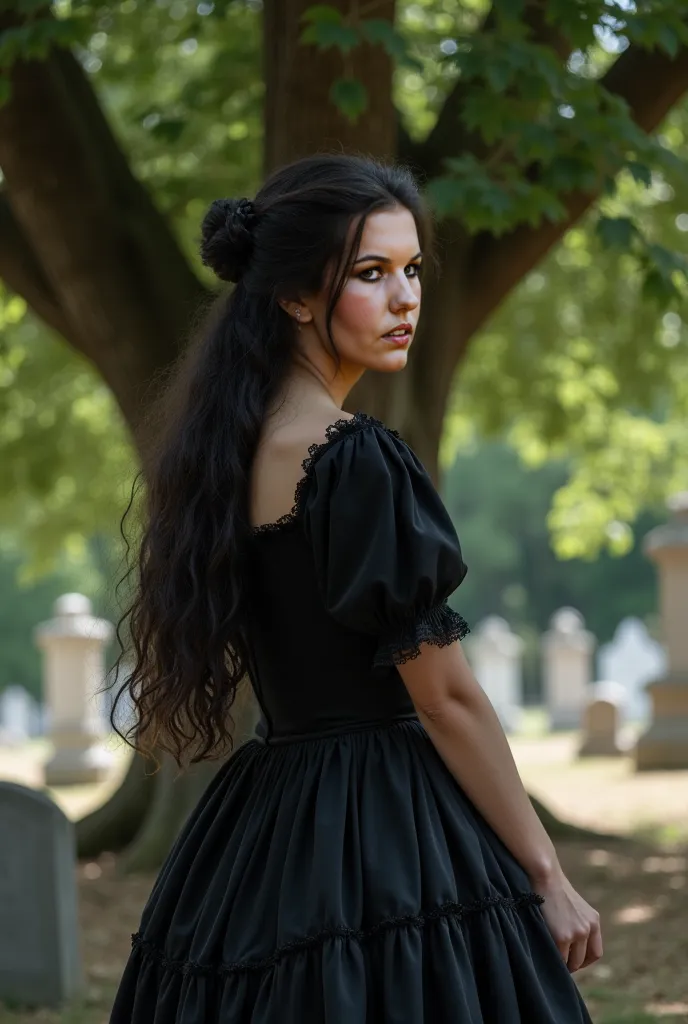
[{"x1": 0, "y1": 0, "x2": 687, "y2": 569}]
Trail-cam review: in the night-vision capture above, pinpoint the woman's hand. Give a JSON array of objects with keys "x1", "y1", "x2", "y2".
[{"x1": 533, "y1": 867, "x2": 603, "y2": 973}]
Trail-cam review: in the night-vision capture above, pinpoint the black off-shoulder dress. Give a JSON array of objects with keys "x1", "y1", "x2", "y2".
[{"x1": 110, "y1": 411, "x2": 593, "y2": 1023}]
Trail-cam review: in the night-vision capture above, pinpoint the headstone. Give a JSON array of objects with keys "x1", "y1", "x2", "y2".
[
  {"x1": 636, "y1": 493, "x2": 688, "y2": 770},
  {"x1": 598, "y1": 617, "x2": 667, "y2": 723},
  {"x1": 578, "y1": 682, "x2": 627, "y2": 758},
  {"x1": 0, "y1": 686, "x2": 34, "y2": 745},
  {"x1": 465, "y1": 617, "x2": 524, "y2": 732},
  {"x1": 34, "y1": 593, "x2": 115, "y2": 786},
  {"x1": 542, "y1": 607, "x2": 595, "y2": 731},
  {"x1": 0, "y1": 782, "x2": 82, "y2": 1007}
]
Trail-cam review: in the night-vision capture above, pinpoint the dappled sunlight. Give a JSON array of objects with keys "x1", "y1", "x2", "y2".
[
  {"x1": 613, "y1": 902, "x2": 658, "y2": 925},
  {"x1": 641, "y1": 855, "x2": 686, "y2": 873}
]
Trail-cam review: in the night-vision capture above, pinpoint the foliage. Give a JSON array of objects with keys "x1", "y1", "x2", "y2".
[
  {"x1": 0, "y1": 286, "x2": 134, "y2": 572},
  {"x1": 0, "y1": 0, "x2": 687, "y2": 569},
  {"x1": 443, "y1": 110, "x2": 688, "y2": 558},
  {"x1": 302, "y1": 1, "x2": 688, "y2": 292},
  {"x1": 443, "y1": 440, "x2": 659, "y2": 652}
]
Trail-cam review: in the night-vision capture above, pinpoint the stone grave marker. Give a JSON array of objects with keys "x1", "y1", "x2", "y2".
[
  {"x1": 0, "y1": 686, "x2": 31, "y2": 744},
  {"x1": 598, "y1": 617, "x2": 666, "y2": 724},
  {"x1": 0, "y1": 782, "x2": 81, "y2": 1007},
  {"x1": 465, "y1": 616, "x2": 524, "y2": 733},
  {"x1": 578, "y1": 682, "x2": 627, "y2": 758},
  {"x1": 542, "y1": 607, "x2": 595, "y2": 730}
]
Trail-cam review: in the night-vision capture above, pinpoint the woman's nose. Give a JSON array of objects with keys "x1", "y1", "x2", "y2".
[{"x1": 390, "y1": 275, "x2": 419, "y2": 312}]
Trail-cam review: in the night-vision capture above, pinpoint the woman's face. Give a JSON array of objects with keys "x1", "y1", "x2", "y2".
[{"x1": 303, "y1": 204, "x2": 423, "y2": 374}]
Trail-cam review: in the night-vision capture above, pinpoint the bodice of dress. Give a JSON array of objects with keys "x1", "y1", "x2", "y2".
[{"x1": 243, "y1": 412, "x2": 470, "y2": 744}]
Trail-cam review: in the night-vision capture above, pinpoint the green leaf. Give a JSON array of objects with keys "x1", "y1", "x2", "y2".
[
  {"x1": 642, "y1": 268, "x2": 677, "y2": 304},
  {"x1": 596, "y1": 216, "x2": 637, "y2": 251},
  {"x1": 485, "y1": 58, "x2": 514, "y2": 93},
  {"x1": 301, "y1": 5, "x2": 343, "y2": 25},
  {"x1": 329, "y1": 77, "x2": 368, "y2": 122},
  {"x1": 626, "y1": 161, "x2": 653, "y2": 188},
  {"x1": 493, "y1": 0, "x2": 527, "y2": 18},
  {"x1": 425, "y1": 177, "x2": 466, "y2": 218},
  {"x1": 360, "y1": 18, "x2": 423, "y2": 71},
  {"x1": 300, "y1": 21, "x2": 360, "y2": 52},
  {"x1": 657, "y1": 25, "x2": 680, "y2": 58},
  {"x1": 646, "y1": 243, "x2": 688, "y2": 279},
  {"x1": 150, "y1": 118, "x2": 187, "y2": 144}
]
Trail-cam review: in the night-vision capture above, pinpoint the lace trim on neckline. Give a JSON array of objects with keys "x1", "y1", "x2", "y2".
[{"x1": 251, "y1": 410, "x2": 402, "y2": 537}]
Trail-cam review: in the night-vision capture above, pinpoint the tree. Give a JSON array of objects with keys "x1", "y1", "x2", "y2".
[{"x1": 2, "y1": 0, "x2": 688, "y2": 865}]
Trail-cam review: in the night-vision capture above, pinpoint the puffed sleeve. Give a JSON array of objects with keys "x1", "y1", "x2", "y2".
[{"x1": 303, "y1": 421, "x2": 469, "y2": 668}]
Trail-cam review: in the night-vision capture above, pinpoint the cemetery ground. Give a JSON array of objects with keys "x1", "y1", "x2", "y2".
[{"x1": 1, "y1": 712, "x2": 687, "y2": 1024}]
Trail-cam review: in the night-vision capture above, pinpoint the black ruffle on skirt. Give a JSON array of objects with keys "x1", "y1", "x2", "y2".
[{"x1": 110, "y1": 719, "x2": 592, "y2": 1023}]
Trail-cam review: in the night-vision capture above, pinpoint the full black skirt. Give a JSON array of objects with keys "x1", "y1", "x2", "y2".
[{"x1": 110, "y1": 719, "x2": 593, "y2": 1023}]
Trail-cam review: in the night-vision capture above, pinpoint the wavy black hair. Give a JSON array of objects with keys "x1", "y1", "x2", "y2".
[{"x1": 110, "y1": 153, "x2": 432, "y2": 766}]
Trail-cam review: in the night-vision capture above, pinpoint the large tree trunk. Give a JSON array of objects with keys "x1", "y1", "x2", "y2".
[
  {"x1": 2, "y1": 4, "x2": 687, "y2": 867},
  {"x1": 264, "y1": 0, "x2": 397, "y2": 171}
]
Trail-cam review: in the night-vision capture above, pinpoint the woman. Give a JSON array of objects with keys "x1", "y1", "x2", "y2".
[{"x1": 110, "y1": 153, "x2": 599, "y2": 1022}]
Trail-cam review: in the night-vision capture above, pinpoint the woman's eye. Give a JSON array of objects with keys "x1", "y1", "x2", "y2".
[{"x1": 358, "y1": 263, "x2": 422, "y2": 281}]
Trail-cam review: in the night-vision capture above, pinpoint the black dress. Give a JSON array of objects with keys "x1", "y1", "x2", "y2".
[{"x1": 110, "y1": 411, "x2": 593, "y2": 1023}]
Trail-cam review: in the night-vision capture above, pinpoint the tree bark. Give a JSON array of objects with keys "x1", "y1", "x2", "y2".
[
  {"x1": 74, "y1": 748, "x2": 156, "y2": 860},
  {"x1": 263, "y1": 0, "x2": 396, "y2": 174},
  {"x1": 0, "y1": 21, "x2": 206, "y2": 434}
]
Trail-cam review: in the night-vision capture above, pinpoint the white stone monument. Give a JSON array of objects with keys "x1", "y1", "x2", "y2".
[
  {"x1": 34, "y1": 593, "x2": 115, "y2": 786},
  {"x1": 0, "y1": 685, "x2": 35, "y2": 744},
  {"x1": 598, "y1": 617, "x2": 667, "y2": 724},
  {"x1": 466, "y1": 617, "x2": 524, "y2": 732},
  {"x1": 636, "y1": 493, "x2": 688, "y2": 770},
  {"x1": 542, "y1": 607, "x2": 595, "y2": 731}
]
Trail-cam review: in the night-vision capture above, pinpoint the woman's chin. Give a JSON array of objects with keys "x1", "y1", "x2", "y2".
[{"x1": 373, "y1": 348, "x2": 410, "y2": 372}]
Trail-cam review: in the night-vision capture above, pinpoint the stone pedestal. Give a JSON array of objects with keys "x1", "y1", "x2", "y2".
[
  {"x1": 635, "y1": 493, "x2": 688, "y2": 771},
  {"x1": 542, "y1": 608, "x2": 595, "y2": 731},
  {"x1": 466, "y1": 617, "x2": 524, "y2": 733},
  {"x1": 34, "y1": 594, "x2": 115, "y2": 786}
]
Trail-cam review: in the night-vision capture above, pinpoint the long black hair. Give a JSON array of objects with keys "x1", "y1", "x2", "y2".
[{"x1": 111, "y1": 153, "x2": 432, "y2": 766}]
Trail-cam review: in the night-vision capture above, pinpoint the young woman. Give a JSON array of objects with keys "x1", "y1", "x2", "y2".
[{"x1": 109, "y1": 153, "x2": 599, "y2": 1022}]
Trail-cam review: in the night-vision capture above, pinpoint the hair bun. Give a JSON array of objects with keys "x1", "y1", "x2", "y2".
[{"x1": 200, "y1": 197, "x2": 257, "y2": 283}]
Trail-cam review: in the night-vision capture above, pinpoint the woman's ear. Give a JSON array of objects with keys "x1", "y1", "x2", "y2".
[{"x1": 278, "y1": 298, "x2": 313, "y2": 325}]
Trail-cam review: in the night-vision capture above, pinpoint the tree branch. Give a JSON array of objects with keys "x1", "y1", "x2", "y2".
[
  {"x1": 0, "y1": 11, "x2": 205, "y2": 434},
  {"x1": 414, "y1": 1, "x2": 572, "y2": 181},
  {"x1": 462, "y1": 43, "x2": 688, "y2": 345},
  {"x1": 0, "y1": 190, "x2": 72, "y2": 338}
]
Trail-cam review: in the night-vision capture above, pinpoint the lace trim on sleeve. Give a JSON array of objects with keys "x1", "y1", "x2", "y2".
[{"x1": 373, "y1": 602, "x2": 470, "y2": 668}]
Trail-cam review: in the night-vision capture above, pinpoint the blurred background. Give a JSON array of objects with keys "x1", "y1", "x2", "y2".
[{"x1": 0, "y1": 1, "x2": 687, "y2": 1021}]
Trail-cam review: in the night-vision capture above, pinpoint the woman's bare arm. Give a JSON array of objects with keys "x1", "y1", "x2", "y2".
[
  {"x1": 399, "y1": 638, "x2": 603, "y2": 973},
  {"x1": 398, "y1": 640, "x2": 558, "y2": 883}
]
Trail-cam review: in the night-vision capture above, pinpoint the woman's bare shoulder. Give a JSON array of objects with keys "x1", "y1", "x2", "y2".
[
  {"x1": 250, "y1": 406, "x2": 356, "y2": 528},
  {"x1": 259, "y1": 405, "x2": 356, "y2": 453}
]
